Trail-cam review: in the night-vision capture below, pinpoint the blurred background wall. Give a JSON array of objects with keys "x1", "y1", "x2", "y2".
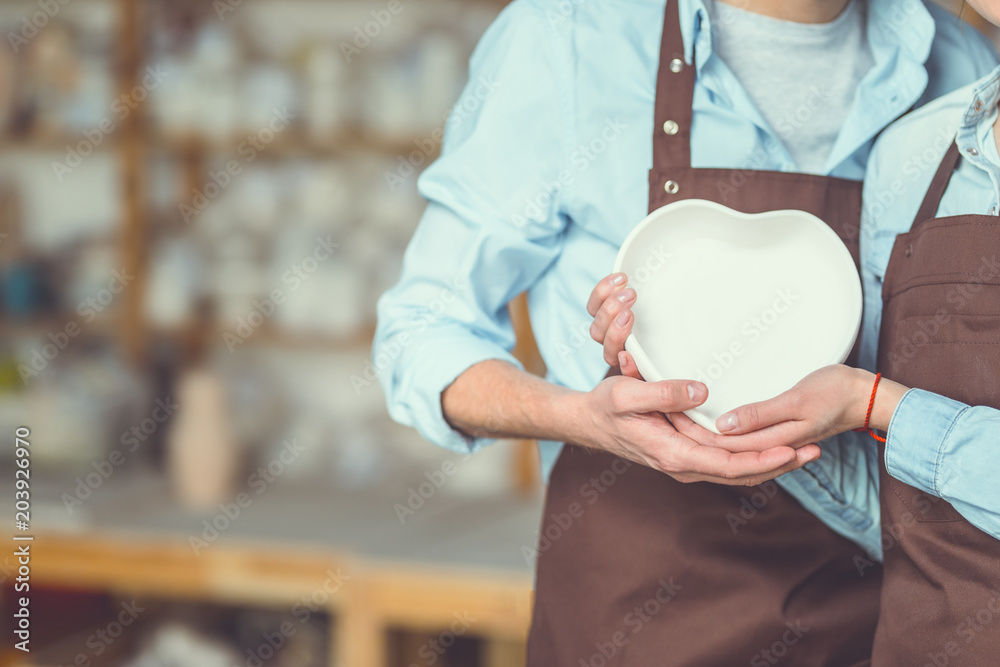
[{"x1": 0, "y1": 0, "x2": 994, "y2": 666}]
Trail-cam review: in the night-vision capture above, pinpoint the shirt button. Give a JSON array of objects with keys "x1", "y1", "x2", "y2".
[
  {"x1": 968, "y1": 147, "x2": 979, "y2": 156},
  {"x1": 664, "y1": 180, "x2": 680, "y2": 194},
  {"x1": 975, "y1": 99, "x2": 985, "y2": 112},
  {"x1": 669, "y1": 58, "x2": 683, "y2": 73},
  {"x1": 663, "y1": 120, "x2": 679, "y2": 135}
]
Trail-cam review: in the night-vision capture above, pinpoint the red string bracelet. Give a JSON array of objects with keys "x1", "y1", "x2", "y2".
[{"x1": 853, "y1": 372, "x2": 887, "y2": 443}]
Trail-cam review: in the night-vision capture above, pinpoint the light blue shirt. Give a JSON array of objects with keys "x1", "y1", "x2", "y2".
[
  {"x1": 850, "y1": 65, "x2": 1000, "y2": 555},
  {"x1": 373, "y1": 0, "x2": 998, "y2": 554}
]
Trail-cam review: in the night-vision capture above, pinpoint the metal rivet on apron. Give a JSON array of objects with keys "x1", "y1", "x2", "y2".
[
  {"x1": 663, "y1": 120, "x2": 679, "y2": 135},
  {"x1": 974, "y1": 99, "x2": 984, "y2": 112},
  {"x1": 905, "y1": 244, "x2": 913, "y2": 257},
  {"x1": 968, "y1": 147, "x2": 979, "y2": 156},
  {"x1": 664, "y1": 180, "x2": 679, "y2": 194},
  {"x1": 669, "y1": 58, "x2": 683, "y2": 73}
]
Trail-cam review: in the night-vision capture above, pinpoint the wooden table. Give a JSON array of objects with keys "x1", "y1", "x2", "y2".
[{"x1": 12, "y1": 470, "x2": 542, "y2": 666}]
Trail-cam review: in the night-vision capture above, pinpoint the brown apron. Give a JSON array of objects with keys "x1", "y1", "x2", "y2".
[
  {"x1": 525, "y1": 1, "x2": 882, "y2": 665},
  {"x1": 872, "y1": 141, "x2": 1000, "y2": 666}
]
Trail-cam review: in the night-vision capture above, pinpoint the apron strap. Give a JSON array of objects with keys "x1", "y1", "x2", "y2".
[
  {"x1": 652, "y1": 0, "x2": 695, "y2": 169},
  {"x1": 911, "y1": 140, "x2": 960, "y2": 228}
]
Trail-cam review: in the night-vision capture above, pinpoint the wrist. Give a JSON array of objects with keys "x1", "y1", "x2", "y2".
[
  {"x1": 849, "y1": 369, "x2": 908, "y2": 433},
  {"x1": 848, "y1": 368, "x2": 878, "y2": 430},
  {"x1": 868, "y1": 378, "x2": 908, "y2": 433},
  {"x1": 552, "y1": 389, "x2": 596, "y2": 447}
]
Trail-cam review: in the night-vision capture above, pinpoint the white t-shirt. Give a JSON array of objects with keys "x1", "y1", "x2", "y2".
[{"x1": 709, "y1": 0, "x2": 875, "y2": 174}]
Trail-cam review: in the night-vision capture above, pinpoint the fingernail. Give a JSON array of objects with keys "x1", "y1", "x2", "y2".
[
  {"x1": 718, "y1": 413, "x2": 738, "y2": 432},
  {"x1": 615, "y1": 310, "x2": 630, "y2": 326},
  {"x1": 611, "y1": 273, "x2": 627, "y2": 286},
  {"x1": 618, "y1": 351, "x2": 627, "y2": 368},
  {"x1": 686, "y1": 382, "x2": 706, "y2": 402},
  {"x1": 616, "y1": 288, "x2": 635, "y2": 304}
]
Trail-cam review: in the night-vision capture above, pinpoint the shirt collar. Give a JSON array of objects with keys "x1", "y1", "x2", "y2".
[
  {"x1": 957, "y1": 65, "x2": 1000, "y2": 172},
  {"x1": 681, "y1": 0, "x2": 936, "y2": 70},
  {"x1": 867, "y1": 0, "x2": 935, "y2": 66},
  {"x1": 678, "y1": 0, "x2": 710, "y2": 69},
  {"x1": 963, "y1": 65, "x2": 1000, "y2": 128}
]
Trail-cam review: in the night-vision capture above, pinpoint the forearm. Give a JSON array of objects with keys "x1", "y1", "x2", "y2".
[{"x1": 441, "y1": 359, "x2": 589, "y2": 444}]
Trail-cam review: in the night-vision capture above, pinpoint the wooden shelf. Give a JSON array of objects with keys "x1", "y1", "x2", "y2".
[
  {"x1": 11, "y1": 314, "x2": 377, "y2": 355},
  {"x1": 0, "y1": 134, "x2": 118, "y2": 153},
  {"x1": 9, "y1": 628, "x2": 131, "y2": 667},
  {"x1": 1, "y1": 127, "x2": 439, "y2": 160},
  {"x1": 234, "y1": 323, "x2": 377, "y2": 350},
  {"x1": 148, "y1": 321, "x2": 376, "y2": 351},
  {"x1": 31, "y1": 532, "x2": 354, "y2": 609},
  {"x1": 150, "y1": 127, "x2": 441, "y2": 160},
  {"x1": 0, "y1": 314, "x2": 120, "y2": 340}
]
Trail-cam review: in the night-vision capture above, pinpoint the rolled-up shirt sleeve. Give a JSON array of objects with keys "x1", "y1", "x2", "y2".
[
  {"x1": 885, "y1": 389, "x2": 1000, "y2": 541},
  {"x1": 373, "y1": 2, "x2": 569, "y2": 455}
]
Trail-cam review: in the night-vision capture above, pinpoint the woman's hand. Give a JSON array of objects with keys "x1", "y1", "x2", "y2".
[{"x1": 670, "y1": 365, "x2": 909, "y2": 452}]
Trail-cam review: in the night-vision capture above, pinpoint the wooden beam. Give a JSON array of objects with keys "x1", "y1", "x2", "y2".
[
  {"x1": 31, "y1": 532, "x2": 352, "y2": 609},
  {"x1": 362, "y1": 563, "x2": 533, "y2": 639},
  {"x1": 116, "y1": 0, "x2": 147, "y2": 364}
]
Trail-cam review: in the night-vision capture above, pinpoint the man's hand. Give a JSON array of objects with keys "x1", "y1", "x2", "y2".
[
  {"x1": 566, "y1": 374, "x2": 821, "y2": 485},
  {"x1": 587, "y1": 272, "x2": 640, "y2": 371}
]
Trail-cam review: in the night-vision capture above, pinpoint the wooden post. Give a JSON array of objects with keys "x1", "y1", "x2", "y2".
[
  {"x1": 334, "y1": 578, "x2": 385, "y2": 667},
  {"x1": 117, "y1": 0, "x2": 147, "y2": 364},
  {"x1": 484, "y1": 638, "x2": 526, "y2": 667}
]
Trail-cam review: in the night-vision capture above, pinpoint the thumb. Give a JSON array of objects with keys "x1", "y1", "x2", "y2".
[{"x1": 624, "y1": 378, "x2": 708, "y2": 414}]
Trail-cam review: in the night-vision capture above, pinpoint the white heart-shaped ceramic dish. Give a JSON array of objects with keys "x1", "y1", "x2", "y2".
[{"x1": 613, "y1": 199, "x2": 862, "y2": 433}]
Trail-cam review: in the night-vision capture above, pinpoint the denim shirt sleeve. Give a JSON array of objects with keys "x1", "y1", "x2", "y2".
[
  {"x1": 885, "y1": 389, "x2": 1000, "y2": 541},
  {"x1": 372, "y1": 2, "x2": 570, "y2": 455}
]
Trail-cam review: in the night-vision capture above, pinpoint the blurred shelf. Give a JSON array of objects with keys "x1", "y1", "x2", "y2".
[
  {"x1": 0, "y1": 314, "x2": 120, "y2": 340},
  {"x1": 1, "y1": 127, "x2": 440, "y2": 161},
  {"x1": 0, "y1": 133, "x2": 118, "y2": 154},
  {"x1": 151, "y1": 126, "x2": 441, "y2": 160},
  {"x1": 18, "y1": 470, "x2": 538, "y2": 667},
  {"x1": 243, "y1": 324, "x2": 377, "y2": 350},
  {"x1": 149, "y1": 321, "x2": 376, "y2": 351},
  {"x1": 8, "y1": 628, "x2": 129, "y2": 667}
]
